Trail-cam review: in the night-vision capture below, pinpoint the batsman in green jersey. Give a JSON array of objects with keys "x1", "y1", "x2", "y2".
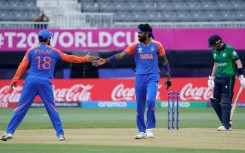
[{"x1": 207, "y1": 34, "x2": 245, "y2": 131}]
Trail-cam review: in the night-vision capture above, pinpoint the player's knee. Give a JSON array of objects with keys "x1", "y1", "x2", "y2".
[
  {"x1": 147, "y1": 101, "x2": 156, "y2": 111},
  {"x1": 210, "y1": 98, "x2": 219, "y2": 106},
  {"x1": 221, "y1": 94, "x2": 231, "y2": 110}
]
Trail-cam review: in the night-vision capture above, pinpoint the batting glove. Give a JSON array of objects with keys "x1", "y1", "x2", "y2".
[
  {"x1": 239, "y1": 75, "x2": 245, "y2": 88},
  {"x1": 208, "y1": 76, "x2": 215, "y2": 88}
]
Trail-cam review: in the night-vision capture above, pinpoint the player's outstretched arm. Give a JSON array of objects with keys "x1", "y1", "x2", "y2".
[
  {"x1": 61, "y1": 53, "x2": 97, "y2": 63},
  {"x1": 92, "y1": 51, "x2": 128, "y2": 67},
  {"x1": 92, "y1": 57, "x2": 107, "y2": 66},
  {"x1": 52, "y1": 48, "x2": 97, "y2": 63}
]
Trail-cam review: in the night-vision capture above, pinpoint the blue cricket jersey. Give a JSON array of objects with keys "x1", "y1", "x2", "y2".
[
  {"x1": 27, "y1": 44, "x2": 62, "y2": 78},
  {"x1": 11, "y1": 43, "x2": 88, "y2": 84},
  {"x1": 125, "y1": 40, "x2": 166, "y2": 74}
]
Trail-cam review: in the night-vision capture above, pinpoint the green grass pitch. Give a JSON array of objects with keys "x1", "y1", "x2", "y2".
[{"x1": 0, "y1": 107, "x2": 245, "y2": 153}]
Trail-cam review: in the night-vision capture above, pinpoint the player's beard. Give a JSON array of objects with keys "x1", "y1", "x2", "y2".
[
  {"x1": 214, "y1": 45, "x2": 221, "y2": 50},
  {"x1": 138, "y1": 35, "x2": 147, "y2": 42}
]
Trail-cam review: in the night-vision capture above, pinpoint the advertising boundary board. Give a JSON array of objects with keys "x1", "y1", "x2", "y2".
[{"x1": 0, "y1": 78, "x2": 244, "y2": 108}]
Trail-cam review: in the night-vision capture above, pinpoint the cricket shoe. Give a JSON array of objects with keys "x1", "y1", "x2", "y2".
[
  {"x1": 0, "y1": 133, "x2": 13, "y2": 141},
  {"x1": 217, "y1": 126, "x2": 232, "y2": 131},
  {"x1": 134, "y1": 132, "x2": 147, "y2": 139},
  {"x1": 57, "y1": 135, "x2": 65, "y2": 141},
  {"x1": 146, "y1": 129, "x2": 154, "y2": 138}
]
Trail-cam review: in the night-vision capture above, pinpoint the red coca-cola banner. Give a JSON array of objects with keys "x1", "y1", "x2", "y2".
[{"x1": 0, "y1": 78, "x2": 244, "y2": 106}]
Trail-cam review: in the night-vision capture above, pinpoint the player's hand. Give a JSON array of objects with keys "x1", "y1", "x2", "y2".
[
  {"x1": 165, "y1": 80, "x2": 171, "y2": 90},
  {"x1": 239, "y1": 75, "x2": 245, "y2": 88},
  {"x1": 9, "y1": 81, "x2": 16, "y2": 90},
  {"x1": 92, "y1": 58, "x2": 107, "y2": 67},
  {"x1": 85, "y1": 52, "x2": 99, "y2": 62},
  {"x1": 87, "y1": 55, "x2": 98, "y2": 62},
  {"x1": 208, "y1": 76, "x2": 215, "y2": 88}
]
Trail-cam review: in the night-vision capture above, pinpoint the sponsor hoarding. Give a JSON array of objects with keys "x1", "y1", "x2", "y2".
[
  {"x1": 0, "y1": 78, "x2": 244, "y2": 108},
  {"x1": 81, "y1": 101, "x2": 207, "y2": 108}
]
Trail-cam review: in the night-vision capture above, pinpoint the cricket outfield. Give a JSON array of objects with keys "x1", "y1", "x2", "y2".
[{"x1": 0, "y1": 108, "x2": 245, "y2": 153}]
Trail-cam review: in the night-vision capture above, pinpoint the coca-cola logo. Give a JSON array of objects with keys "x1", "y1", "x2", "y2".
[
  {"x1": 53, "y1": 84, "x2": 93, "y2": 102},
  {"x1": 0, "y1": 85, "x2": 22, "y2": 103},
  {"x1": 180, "y1": 83, "x2": 213, "y2": 101},
  {"x1": 111, "y1": 84, "x2": 162, "y2": 101},
  {"x1": 111, "y1": 84, "x2": 135, "y2": 101},
  {"x1": 0, "y1": 84, "x2": 93, "y2": 103}
]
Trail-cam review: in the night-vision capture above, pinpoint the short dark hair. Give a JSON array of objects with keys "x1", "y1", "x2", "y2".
[
  {"x1": 138, "y1": 24, "x2": 153, "y2": 38},
  {"x1": 38, "y1": 36, "x2": 48, "y2": 42}
]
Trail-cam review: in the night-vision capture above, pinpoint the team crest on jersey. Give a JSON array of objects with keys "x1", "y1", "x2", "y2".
[
  {"x1": 150, "y1": 47, "x2": 154, "y2": 52},
  {"x1": 214, "y1": 54, "x2": 217, "y2": 59},
  {"x1": 223, "y1": 53, "x2": 226, "y2": 57},
  {"x1": 233, "y1": 51, "x2": 237, "y2": 56},
  {"x1": 138, "y1": 48, "x2": 143, "y2": 53}
]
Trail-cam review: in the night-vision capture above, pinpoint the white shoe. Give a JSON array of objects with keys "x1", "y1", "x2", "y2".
[
  {"x1": 0, "y1": 133, "x2": 13, "y2": 141},
  {"x1": 134, "y1": 132, "x2": 147, "y2": 139},
  {"x1": 217, "y1": 126, "x2": 232, "y2": 131},
  {"x1": 146, "y1": 129, "x2": 154, "y2": 138},
  {"x1": 57, "y1": 135, "x2": 65, "y2": 141}
]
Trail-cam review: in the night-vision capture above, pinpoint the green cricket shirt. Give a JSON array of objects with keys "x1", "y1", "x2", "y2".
[{"x1": 212, "y1": 44, "x2": 239, "y2": 77}]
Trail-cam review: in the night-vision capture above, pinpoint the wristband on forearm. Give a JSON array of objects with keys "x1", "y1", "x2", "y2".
[
  {"x1": 107, "y1": 55, "x2": 117, "y2": 63},
  {"x1": 166, "y1": 80, "x2": 172, "y2": 86},
  {"x1": 238, "y1": 68, "x2": 244, "y2": 75},
  {"x1": 164, "y1": 64, "x2": 170, "y2": 72}
]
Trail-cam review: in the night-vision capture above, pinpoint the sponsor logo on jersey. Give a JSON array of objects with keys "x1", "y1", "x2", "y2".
[
  {"x1": 140, "y1": 54, "x2": 153, "y2": 59},
  {"x1": 217, "y1": 62, "x2": 227, "y2": 66}
]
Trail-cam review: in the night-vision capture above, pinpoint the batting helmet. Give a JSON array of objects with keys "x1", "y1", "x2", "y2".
[{"x1": 208, "y1": 34, "x2": 222, "y2": 48}]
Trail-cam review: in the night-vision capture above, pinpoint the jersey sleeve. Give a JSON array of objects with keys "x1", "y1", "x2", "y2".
[
  {"x1": 156, "y1": 41, "x2": 166, "y2": 56},
  {"x1": 11, "y1": 50, "x2": 30, "y2": 84},
  {"x1": 61, "y1": 53, "x2": 88, "y2": 63},
  {"x1": 48, "y1": 46, "x2": 88, "y2": 63},
  {"x1": 227, "y1": 46, "x2": 239, "y2": 61},
  {"x1": 125, "y1": 42, "x2": 139, "y2": 55},
  {"x1": 230, "y1": 48, "x2": 239, "y2": 61}
]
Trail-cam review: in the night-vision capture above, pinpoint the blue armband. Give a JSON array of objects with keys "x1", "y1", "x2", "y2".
[
  {"x1": 164, "y1": 64, "x2": 170, "y2": 72},
  {"x1": 107, "y1": 55, "x2": 117, "y2": 63}
]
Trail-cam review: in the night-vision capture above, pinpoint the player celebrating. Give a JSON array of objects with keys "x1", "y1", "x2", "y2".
[
  {"x1": 92, "y1": 24, "x2": 171, "y2": 139},
  {"x1": 208, "y1": 34, "x2": 245, "y2": 131},
  {"x1": 0, "y1": 29, "x2": 97, "y2": 141}
]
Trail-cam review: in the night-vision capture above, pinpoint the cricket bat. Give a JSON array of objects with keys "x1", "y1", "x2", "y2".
[{"x1": 230, "y1": 86, "x2": 243, "y2": 125}]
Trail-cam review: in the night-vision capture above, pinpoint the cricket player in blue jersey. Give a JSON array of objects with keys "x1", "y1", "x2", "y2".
[
  {"x1": 1, "y1": 29, "x2": 97, "y2": 141},
  {"x1": 92, "y1": 24, "x2": 171, "y2": 139}
]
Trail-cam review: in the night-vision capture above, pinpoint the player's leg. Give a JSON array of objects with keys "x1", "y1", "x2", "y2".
[
  {"x1": 37, "y1": 79, "x2": 64, "y2": 138},
  {"x1": 220, "y1": 76, "x2": 235, "y2": 130},
  {"x1": 135, "y1": 75, "x2": 147, "y2": 134},
  {"x1": 5, "y1": 78, "x2": 37, "y2": 135},
  {"x1": 146, "y1": 74, "x2": 159, "y2": 129},
  {"x1": 211, "y1": 78, "x2": 222, "y2": 123}
]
